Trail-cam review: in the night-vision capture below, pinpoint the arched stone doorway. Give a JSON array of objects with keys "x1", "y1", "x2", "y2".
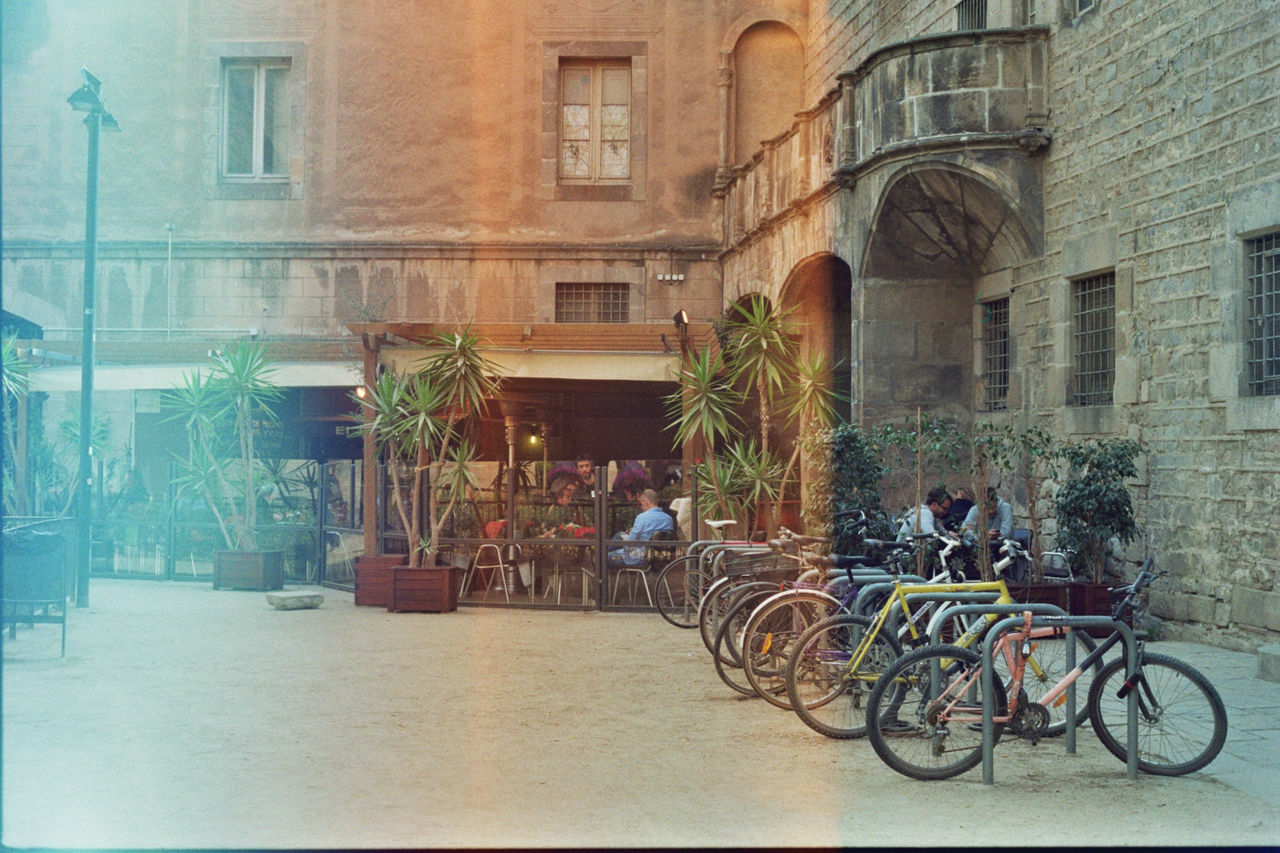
[{"x1": 857, "y1": 162, "x2": 1041, "y2": 424}]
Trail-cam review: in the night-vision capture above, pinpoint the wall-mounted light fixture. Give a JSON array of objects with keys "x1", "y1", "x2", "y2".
[{"x1": 673, "y1": 309, "x2": 690, "y2": 335}]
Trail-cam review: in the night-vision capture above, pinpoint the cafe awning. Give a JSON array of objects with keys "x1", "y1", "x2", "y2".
[{"x1": 29, "y1": 361, "x2": 362, "y2": 393}]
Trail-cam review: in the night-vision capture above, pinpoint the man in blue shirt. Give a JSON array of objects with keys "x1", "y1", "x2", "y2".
[
  {"x1": 961, "y1": 487, "x2": 1013, "y2": 547},
  {"x1": 607, "y1": 488, "x2": 674, "y2": 567}
]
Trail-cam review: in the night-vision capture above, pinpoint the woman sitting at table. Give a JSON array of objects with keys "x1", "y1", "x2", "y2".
[{"x1": 539, "y1": 477, "x2": 584, "y2": 536}]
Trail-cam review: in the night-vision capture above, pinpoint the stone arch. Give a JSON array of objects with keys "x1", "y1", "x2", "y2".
[
  {"x1": 730, "y1": 21, "x2": 804, "y2": 165},
  {"x1": 862, "y1": 162, "x2": 1040, "y2": 280},
  {"x1": 780, "y1": 252, "x2": 853, "y2": 423},
  {"x1": 854, "y1": 161, "x2": 1040, "y2": 424}
]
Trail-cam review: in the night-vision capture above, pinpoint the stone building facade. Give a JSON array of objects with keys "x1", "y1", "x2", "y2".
[{"x1": 2, "y1": 0, "x2": 1276, "y2": 642}]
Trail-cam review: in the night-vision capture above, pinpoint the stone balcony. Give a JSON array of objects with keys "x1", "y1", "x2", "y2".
[{"x1": 718, "y1": 27, "x2": 1051, "y2": 248}]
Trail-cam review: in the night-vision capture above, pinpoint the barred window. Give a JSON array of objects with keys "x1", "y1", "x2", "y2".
[
  {"x1": 1247, "y1": 232, "x2": 1280, "y2": 396},
  {"x1": 1071, "y1": 273, "x2": 1115, "y2": 406},
  {"x1": 957, "y1": 0, "x2": 987, "y2": 30},
  {"x1": 555, "y1": 282, "x2": 629, "y2": 323},
  {"x1": 982, "y1": 297, "x2": 1009, "y2": 411}
]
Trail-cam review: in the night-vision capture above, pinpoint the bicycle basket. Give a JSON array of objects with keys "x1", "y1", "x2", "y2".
[{"x1": 720, "y1": 549, "x2": 795, "y2": 581}]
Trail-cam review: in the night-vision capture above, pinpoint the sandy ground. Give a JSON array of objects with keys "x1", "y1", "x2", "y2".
[{"x1": 3, "y1": 579, "x2": 1278, "y2": 849}]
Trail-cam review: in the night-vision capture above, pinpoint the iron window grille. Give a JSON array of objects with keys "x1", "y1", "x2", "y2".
[
  {"x1": 957, "y1": 0, "x2": 988, "y2": 30},
  {"x1": 1247, "y1": 232, "x2": 1280, "y2": 396},
  {"x1": 982, "y1": 297, "x2": 1010, "y2": 411},
  {"x1": 555, "y1": 282, "x2": 629, "y2": 323},
  {"x1": 1071, "y1": 272, "x2": 1115, "y2": 407}
]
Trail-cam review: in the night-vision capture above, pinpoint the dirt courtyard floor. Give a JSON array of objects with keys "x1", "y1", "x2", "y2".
[{"x1": 3, "y1": 579, "x2": 1278, "y2": 849}]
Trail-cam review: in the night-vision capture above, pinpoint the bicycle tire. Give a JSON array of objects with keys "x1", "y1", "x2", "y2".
[
  {"x1": 654, "y1": 555, "x2": 711, "y2": 628},
  {"x1": 699, "y1": 579, "x2": 777, "y2": 663},
  {"x1": 990, "y1": 628, "x2": 1102, "y2": 737},
  {"x1": 1087, "y1": 651, "x2": 1227, "y2": 776},
  {"x1": 741, "y1": 590, "x2": 843, "y2": 710},
  {"x1": 712, "y1": 587, "x2": 778, "y2": 695},
  {"x1": 784, "y1": 613, "x2": 902, "y2": 739},
  {"x1": 865, "y1": 643, "x2": 1008, "y2": 781}
]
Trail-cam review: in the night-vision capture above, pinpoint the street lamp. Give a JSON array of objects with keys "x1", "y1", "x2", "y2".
[{"x1": 66, "y1": 67, "x2": 120, "y2": 608}]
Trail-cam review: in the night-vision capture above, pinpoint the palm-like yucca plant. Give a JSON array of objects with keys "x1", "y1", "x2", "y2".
[
  {"x1": 664, "y1": 344, "x2": 744, "y2": 522},
  {"x1": 2, "y1": 336, "x2": 30, "y2": 514},
  {"x1": 352, "y1": 324, "x2": 503, "y2": 568},
  {"x1": 722, "y1": 294, "x2": 798, "y2": 459},
  {"x1": 776, "y1": 348, "x2": 845, "y2": 527},
  {"x1": 166, "y1": 340, "x2": 282, "y2": 551}
]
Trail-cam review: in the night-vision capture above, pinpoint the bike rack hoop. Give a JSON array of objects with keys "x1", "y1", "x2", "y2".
[{"x1": 979, "y1": 613, "x2": 1139, "y2": 785}]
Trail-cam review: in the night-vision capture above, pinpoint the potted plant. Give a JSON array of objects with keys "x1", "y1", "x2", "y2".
[
  {"x1": 1053, "y1": 437, "x2": 1142, "y2": 624},
  {"x1": 351, "y1": 325, "x2": 503, "y2": 609},
  {"x1": 166, "y1": 340, "x2": 285, "y2": 590}
]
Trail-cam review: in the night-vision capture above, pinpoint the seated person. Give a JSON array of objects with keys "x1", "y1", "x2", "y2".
[
  {"x1": 944, "y1": 486, "x2": 975, "y2": 532},
  {"x1": 961, "y1": 487, "x2": 1014, "y2": 561},
  {"x1": 575, "y1": 453, "x2": 598, "y2": 495},
  {"x1": 539, "y1": 478, "x2": 583, "y2": 535},
  {"x1": 607, "y1": 488, "x2": 674, "y2": 568},
  {"x1": 896, "y1": 487, "x2": 952, "y2": 539}
]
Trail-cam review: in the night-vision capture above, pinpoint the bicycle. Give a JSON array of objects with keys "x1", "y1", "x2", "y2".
[
  {"x1": 864, "y1": 560, "x2": 1228, "y2": 780},
  {"x1": 654, "y1": 519, "x2": 752, "y2": 628},
  {"x1": 782, "y1": 543, "x2": 1100, "y2": 740}
]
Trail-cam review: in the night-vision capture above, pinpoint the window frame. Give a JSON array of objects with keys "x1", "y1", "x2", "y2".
[
  {"x1": 981, "y1": 296, "x2": 1009, "y2": 411},
  {"x1": 540, "y1": 40, "x2": 647, "y2": 202},
  {"x1": 559, "y1": 60, "x2": 632, "y2": 185},
  {"x1": 1070, "y1": 272, "x2": 1116, "y2": 407},
  {"x1": 554, "y1": 282, "x2": 630, "y2": 324},
  {"x1": 1245, "y1": 231, "x2": 1280, "y2": 396},
  {"x1": 204, "y1": 41, "x2": 306, "y2": 201},
  {"x1": 220, "y1": 58, "x2": 291, "y2": 182}
]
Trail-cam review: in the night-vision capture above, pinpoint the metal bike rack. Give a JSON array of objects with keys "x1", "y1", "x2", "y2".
[
  {"x1": 927, "y1": 602, "x2": 1075, "y2": 751},
  {"x1": 980, "y1": 613, "x2": 1140, "y2": 784},
  {"x1": 850, "y1": 578, "x2": 929, "y2": 617}
]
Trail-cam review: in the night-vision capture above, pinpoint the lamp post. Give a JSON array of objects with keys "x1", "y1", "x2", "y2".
[{"x1": 66, "y1": 67, "x2": 120, "y2": 607}]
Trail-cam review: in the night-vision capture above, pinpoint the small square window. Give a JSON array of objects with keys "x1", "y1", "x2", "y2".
[
  {"x1": 1071, "y1": 273, "x2": 1115, "y2": 406},
  {"x1": 982, "y1": 297, "x2": 1009, "y2": 411},
  {"x1": 555, "y1": 283, "x2": 629, "y2": 323},
  {"x1": 1246, "y1": 232, "x2": 1280, "y2": 396}
]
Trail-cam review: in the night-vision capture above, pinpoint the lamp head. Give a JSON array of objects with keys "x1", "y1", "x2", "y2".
[{"x1": 673, "y1": 309, "x2": 690, "y2": 330}]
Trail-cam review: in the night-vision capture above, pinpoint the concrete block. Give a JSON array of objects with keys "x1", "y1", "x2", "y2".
[
  {"x1": 1184, "y1": 592, "x2": 1216, "y2": 625},
  {"x1": 266, "y1": 591, "x2": 324, "y2": 610},
  {"x1": 1258, "y1": 645, "x2": 1280, "y2": 684}
]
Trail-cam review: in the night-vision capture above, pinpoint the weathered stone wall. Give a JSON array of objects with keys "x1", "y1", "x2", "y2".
[
  {"x1": 726, "y1": 0, "x2": 1279, "y2": 644},
  {"x1": 1009, "y1": 0, "x2": 1280, "y2": 640}
]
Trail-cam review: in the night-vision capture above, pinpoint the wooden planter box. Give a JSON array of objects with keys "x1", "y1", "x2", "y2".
[
  {"x1": 1009, "y1": 581, "x2": 1120, "y2": 638},
  {"x1": 388, "y1": 565, "x2": 460, "y2": 613},
  {"x1": 213, "y1": 550, "x2": 285, "y2": 591},
  {"x1": 354, "y1": 555, "x2": 405, "y2": 607}
]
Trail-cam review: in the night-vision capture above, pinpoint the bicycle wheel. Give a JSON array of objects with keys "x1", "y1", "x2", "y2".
[
  {"x1": 741, "y1": 590, "x2": 842, "y2": 710},
  {"x1": 700, "y1": 579, "x2": 776, "y2": 663},
  {"x1": 654, "y1": 555, "x2": 711, "y2": 628},
  {"x1": 866, "y1": 644, "x2": 1008, "y2": 781},
  {"x1": 1087, "y1": 651, "x2": 1227, "y2": 776},
  {"x1": 990, "y1": 628, "x2": 1101, "y2": 737},
  {"x1": 785, "y1": 613, "x2": 902, "y2": 739},
  {"x1": 712, "y1": 587, "x2": 777, "y2": 696}
]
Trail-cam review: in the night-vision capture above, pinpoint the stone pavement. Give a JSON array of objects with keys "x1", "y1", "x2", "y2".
[
  {"x1": 1150, "y1": 639, "x2": 1280, "y2": 809},
  {"x1": 2, "y1": 580, "x2": 1279, "y2": 849}
]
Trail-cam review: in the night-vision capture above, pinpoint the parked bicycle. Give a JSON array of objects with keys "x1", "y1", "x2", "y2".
[{"x1": 863, "y1": 560, "x2": 1228, "y2": 780}]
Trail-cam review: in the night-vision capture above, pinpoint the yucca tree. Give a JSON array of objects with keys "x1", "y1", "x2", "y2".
[
  {"x1": 352, "y1": 325, "x2": 503, "y2": 567},
  {"x1": 664, "y1": 344, "x2": 744, "y2": 522},
  {"x1": 2, "y1": 336, "x2": 30, "y2": 514},
  {"x1": 776, "y1": 348, "x2": 845, "y2": 531},
  {"x1": 166, "y1": 340, "x2": 282, "y2": 551},
  {"x1": 722, "y1": 294, "x2": 798, "y2": 460}
]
